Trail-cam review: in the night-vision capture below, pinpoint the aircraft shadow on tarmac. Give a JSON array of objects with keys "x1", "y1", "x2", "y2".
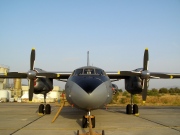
[
  {"x1": 55, "y1": 107, "x2": 86, "y2": 127},
  {"x1": 56, "y1": 106, "x2": 127, "y2": 127},
  {"x1": 102, "y1": 107, "x2": 127, "y2": 114},
  {"x1": 57, "y1": 107, "x2": 88, "y2": 134}
]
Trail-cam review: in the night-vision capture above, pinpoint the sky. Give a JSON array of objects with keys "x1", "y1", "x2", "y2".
[{"x1": 0, "y1": 0, "x2": 180, "y2": 90}]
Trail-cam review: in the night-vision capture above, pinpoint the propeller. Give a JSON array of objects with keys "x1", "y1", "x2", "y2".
[
  {"x1": 141, "y1": 48, "x2": 150, "y2": 103},
  {"x1": 28, "y1": 48, "x2": 36, "y2": 101},
  {"x1": 27, "y1": 48, "x2": 60, "y2": 101},
  {"x1": 119, "y1": 48, "x2": 173, "y2": 103}
]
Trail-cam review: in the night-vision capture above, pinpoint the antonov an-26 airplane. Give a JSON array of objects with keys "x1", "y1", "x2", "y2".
[{"x1": 0, "y1": 48, "x2": 180, "y2": 128}]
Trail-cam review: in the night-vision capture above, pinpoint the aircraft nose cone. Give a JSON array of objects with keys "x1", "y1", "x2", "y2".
[{"x1": 76, "y1": 77, "x2": 103, "y2": 94}]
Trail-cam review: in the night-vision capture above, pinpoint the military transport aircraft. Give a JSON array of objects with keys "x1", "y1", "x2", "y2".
[{"x1": 0, "y1": 48, "x2": 180, "y2": 128}]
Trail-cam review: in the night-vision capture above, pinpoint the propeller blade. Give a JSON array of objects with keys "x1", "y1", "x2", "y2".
[
  {"x1": 30, "y1": 48, "x2": 35, "y2": 70},
  {"x1": 141, "y1": 48, "x2": 149, "y2": 103},
  {"x1": 142, "y1": 79, "x2": 145, "y2": 89},
  {"x1": 143, "y1": 48, "x2": 149, "y2": 71},
  {"x1": 29, "y1": 48, "x2": 35, "y2": 101},
  {"x1": 29, "y1": 79, "x2": 34, "y2": 101},
  {"x1": 142, "y1": 79, "x2": 148, "y2": 103}
]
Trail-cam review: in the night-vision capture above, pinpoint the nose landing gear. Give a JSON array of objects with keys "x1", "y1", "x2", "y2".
[{"x1": 77, "y1": 111, "x2": 104, "y2": 135}]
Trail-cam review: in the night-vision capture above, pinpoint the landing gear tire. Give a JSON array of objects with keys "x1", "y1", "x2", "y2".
[
  {"x1": 91, "y1": 116, "x2": 95, "y2": 128},
  {"x1": 45, "y1": 104, "x2": 51, "y2": 114},
  {"x1": 82, "y1": 116, "x2": 87, "y2": 128},
  {"x1": 133, "y1": 104, "x2": 138, "y2": 114},
  {"x1": 39, "y1": 104, "x2": 44, "y2": 114},
  {"x1": 77, "y1": 130, "x2": 79, "y2": 135},
  {"x1": 126, "y1": 104, "x2": 131, "y2": 114},
  {"x1": 102, "y1": 130, "x2": 105, "y2": 135}
]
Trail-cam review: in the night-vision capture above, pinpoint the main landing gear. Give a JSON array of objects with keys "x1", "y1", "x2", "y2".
[
  {"x1": 126, "y1": 94, "x2": 139, "y2": 115},
  {"x1": 77, "y1": 111, "x2": 104, "y2": 135},
  {"x1": 38, "y1": 93, "x2": 51, "y2": 115}
]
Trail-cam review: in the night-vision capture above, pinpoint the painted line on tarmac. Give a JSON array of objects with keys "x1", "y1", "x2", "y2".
[
  {"x1": 138, "y1": 116, "x2": 180, "y2": 133},
  {"x1": 9, "y1": 106, "x2": 57, "y2": 135},
  {"x1": 9, "y1": 115, "x2": 45, "y2": 135}
]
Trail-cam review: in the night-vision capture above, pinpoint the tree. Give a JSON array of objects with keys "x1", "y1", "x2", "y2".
[
  {"x1": 169, "y1": 88, "x2": 175, "y2": 93},
  {"x1": 151, "y1": 88, "x2": 158, "y2": 93},
  {"x1": 118, "y1": 89, "x2": 123, "y2": 93},
  {"x1": 159, "y1": 88, "x2": 168, "y2": 93},
  {"x1": 147, "y1": 89, "x2": 159, "y2": 96},
  {"x1": 174, "y1": 87, "x2": 180, "y2": 93}
]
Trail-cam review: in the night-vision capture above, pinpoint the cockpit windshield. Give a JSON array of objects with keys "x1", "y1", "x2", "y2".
[
  {"x1": 84, "y1": 68, "x2": 94, "y2": 74},
  {"x1": 72, "y1": 68, "x2": 106, "y2": 76}
]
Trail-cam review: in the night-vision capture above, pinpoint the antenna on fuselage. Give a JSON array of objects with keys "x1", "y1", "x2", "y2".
[{"x1": 87, "y1": 51, "x2": 89, "y2": 66}]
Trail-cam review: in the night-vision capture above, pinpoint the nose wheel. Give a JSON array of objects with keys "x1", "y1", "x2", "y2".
[
  {"x1": 78, "y1": 111, "x2": 104, "y2": 135},
  {"x1": 82, "y1": 116, "x2": 88, "y2": 128},
  {"x1": 82, "y1": 115, "x2": 95, "y2": 128}
]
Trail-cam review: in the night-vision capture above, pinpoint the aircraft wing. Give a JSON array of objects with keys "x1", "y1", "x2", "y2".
[
  {"x1": 0, "y1": 71, "x2": 71, "y2": 79},
  {"x1": 164, "y1": 73, "x2": 180, "y2": 79},
  {"x1": 37, "y1": 72, "x2": 71, "y2": 79},
  {"x1": 107, "y1": 71, "x2": 180, "y2": 79},
  {"x1": 107, "y1": 71, "x2": 139, "y2": 79},
  {"x1": 149, "y1": 72, "x2": 180, "y2": 79},
  {"x1": 0, "y1": 72, "x2": 27, "y2": 78}
]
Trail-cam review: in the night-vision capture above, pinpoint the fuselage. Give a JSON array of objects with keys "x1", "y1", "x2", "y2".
[{"x1": 65, "y1": 66, "x2": 113, "y2": 111}]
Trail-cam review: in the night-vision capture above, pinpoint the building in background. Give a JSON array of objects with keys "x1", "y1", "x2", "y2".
[
  {"x1": 21, "y1": 85, "x2": 61, "y2": 103},
  {"x1": 0, "y1": 65, "x2": 10, "y2": 89},
  {"x1": 13, "y1": 79, "x2": 22, "y2": 101},
  {"x1": 0, "y1": 65, "x2": 10, "y2": 102}
]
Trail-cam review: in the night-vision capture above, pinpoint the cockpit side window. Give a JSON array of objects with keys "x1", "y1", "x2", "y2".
[
  {"x1": 74, "y1": 69, "x2": 83, "y2": 75},
  {"x1": 71, "y1": 70, "x2": 75, "y2": 76},
  {"x1": 84, "y1": 68, "x2": 95, "y2": 74},
  {"x1": 95, "y1": 69, "x2": 106, "y2": 76},
  {"x1": 95, "y1": 69, "x2": 103, "y2": 75},
  {"x1": 102, "y1": 70, "x2": 107, "y2": 76}
]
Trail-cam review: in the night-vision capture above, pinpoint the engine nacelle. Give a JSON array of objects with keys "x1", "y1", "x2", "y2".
[
  {"x1": 32, "y1": 68, "x2": 53, "y2": 95},
  {"x1": 34, "y1": 78, "x2": 53, "y2": 94},
  {"x1": 125, "y1": 68, "x2": 149, "y2": 94}
]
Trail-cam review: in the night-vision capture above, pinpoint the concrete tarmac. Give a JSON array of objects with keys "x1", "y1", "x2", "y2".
[{"x1": 0, "y1": 103, "x2": 179, "y2": 135}]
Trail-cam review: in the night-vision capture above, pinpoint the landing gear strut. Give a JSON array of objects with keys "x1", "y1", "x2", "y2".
[
  {"x1": 126, "y1": 94, "x2": 139, "y2": 115},
  {"x1": 38, "y1": 93, "x2": 51, "y2": 115},
  {"x1": 82, "y1": 111, "x2": 95, "y2": 128}
]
